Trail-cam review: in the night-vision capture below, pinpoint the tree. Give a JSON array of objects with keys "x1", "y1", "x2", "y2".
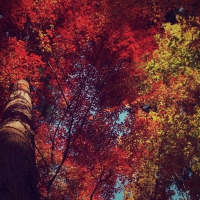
[
  {"x1": 0, "y1": 79, "x2": 38, "y2": 200},
  {"x1": 0, "y1": 1, "x2": 158, "y2": 199},
  {"x1": 122, "y1": 17, "x2": 200, "y2": 200}
]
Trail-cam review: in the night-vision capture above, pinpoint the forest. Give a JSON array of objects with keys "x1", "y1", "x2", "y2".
[{"x1": 0, "y1": 0, "x2": 200, "y2": 199}]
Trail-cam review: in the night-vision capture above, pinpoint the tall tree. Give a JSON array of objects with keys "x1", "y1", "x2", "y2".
[{"x1": 0, "y1": 79, "x2": 38, "y2": 199}]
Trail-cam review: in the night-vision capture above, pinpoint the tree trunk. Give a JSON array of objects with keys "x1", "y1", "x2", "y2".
[{"x1": 0, "y1": 80, "x2": 38, "y2": 200}]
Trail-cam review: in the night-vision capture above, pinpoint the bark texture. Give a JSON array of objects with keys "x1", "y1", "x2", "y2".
[{"x1": 0, "y1": 80, "x2": 38, "y2": 200}]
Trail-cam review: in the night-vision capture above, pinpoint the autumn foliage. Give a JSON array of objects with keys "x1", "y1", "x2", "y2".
[{"x1": 0, "y1": 0, "x2": 200, "y2": 199}]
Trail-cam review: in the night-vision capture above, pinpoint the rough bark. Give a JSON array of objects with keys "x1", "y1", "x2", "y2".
[{"x1": 0, "y1": 80, "x2": 38, "y2": 200}]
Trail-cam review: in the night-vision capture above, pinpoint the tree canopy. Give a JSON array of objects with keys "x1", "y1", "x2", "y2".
[{"x1": 0, "y1": 0, "x2": 200, "y2": 199}]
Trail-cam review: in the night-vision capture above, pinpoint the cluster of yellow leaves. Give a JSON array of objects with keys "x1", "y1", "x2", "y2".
[
  {"x1": 147, "y1": 18, "x2": 200, "y2": 82},
  {"x1": 38, "y1": 30, "x2": 52, "y2": 52}
]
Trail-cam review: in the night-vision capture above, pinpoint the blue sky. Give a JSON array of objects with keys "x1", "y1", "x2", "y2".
[
  {"x1": 115, "y1": 192, "x2": 124, "y2": 200},
  {"x1": 114, "y1": 111, "x2": 128, "y2": 200}
]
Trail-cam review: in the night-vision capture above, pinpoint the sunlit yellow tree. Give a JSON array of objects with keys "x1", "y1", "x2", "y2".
[{"x1": 123, "y1": 17, "x2": 200, "y2": 200}]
